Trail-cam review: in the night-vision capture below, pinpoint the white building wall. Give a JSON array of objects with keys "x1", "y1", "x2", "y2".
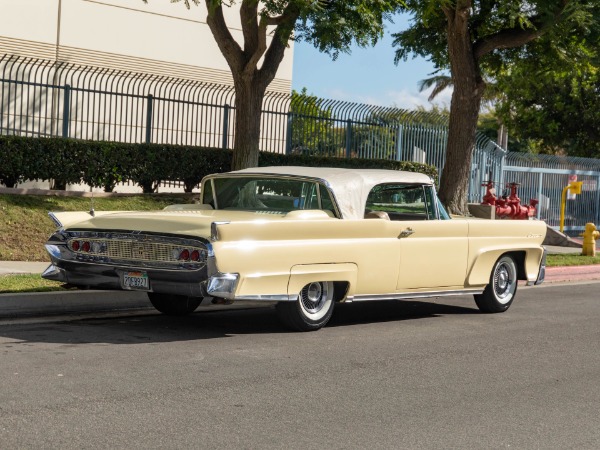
[
  {"x1": 0, "y1": 0, "x2": 295, "y2": 192},
  {"x1": 0, "y1": 0, "x2": 293, "y2": 92}
]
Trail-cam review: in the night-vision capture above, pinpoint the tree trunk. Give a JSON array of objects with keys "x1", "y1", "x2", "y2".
[
  {"x1": 439, "y1": 4, "x2": 485, "y2": 215},
  {"x1": 204, "y1": 2, "x2": 300, "y2": 171},
  {"x1": 231, "y1": 77, "x2": 266, "y2": 170}
]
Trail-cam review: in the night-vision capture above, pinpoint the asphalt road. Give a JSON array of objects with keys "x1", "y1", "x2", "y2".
[{"x1": 1, "y1": 282, "x2": 599, "y2": 449}]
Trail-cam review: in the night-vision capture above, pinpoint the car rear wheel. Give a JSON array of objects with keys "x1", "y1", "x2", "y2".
[
  {"x1": 474, "y1": 255, "x2": 518, "y2": 313},
  {"x1": 276, "y1": 281, "x2": 335, "y2": 331},
  {"x1": 147, "y1": 293, "x2": 202, "y2": 316}
]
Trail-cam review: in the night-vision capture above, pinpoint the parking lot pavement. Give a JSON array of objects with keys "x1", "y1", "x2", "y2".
[{"x1": 1, "y1": 283, "x2": 600, "y2": 449}]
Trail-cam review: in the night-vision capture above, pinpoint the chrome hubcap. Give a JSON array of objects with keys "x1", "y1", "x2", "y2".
[
  {"x1": 494, "y1": 263, "x2": 513, "y2": 302},
  {"x1": 307, "y1": 282, "x2": 322, "y2": 302},
  {"x1": 497, "y1": 268, "x2": 508, "y2": 291},
  {"x1": 301, "y1": 282, "x2": 327, "y2": 314}
]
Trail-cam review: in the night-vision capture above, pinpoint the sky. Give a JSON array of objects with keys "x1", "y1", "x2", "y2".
[{"x1": 291, "y1": 14, "x2": 452, "y2": 110}]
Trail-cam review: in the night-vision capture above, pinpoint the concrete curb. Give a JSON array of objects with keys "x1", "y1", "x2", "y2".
[{"x1": 0, "y1": 290, "x2": 151, "y2": 319}]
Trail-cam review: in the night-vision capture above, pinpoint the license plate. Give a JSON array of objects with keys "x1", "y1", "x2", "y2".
[{"x1": 122, "y1": 271, "x2": 150, "y2": 291}]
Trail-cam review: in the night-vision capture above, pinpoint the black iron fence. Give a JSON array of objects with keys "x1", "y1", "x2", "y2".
[{"x1": 0, "y1": 54, "x2": 481, "y2": 170}]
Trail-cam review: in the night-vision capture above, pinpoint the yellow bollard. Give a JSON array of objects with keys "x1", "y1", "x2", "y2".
[
  {"x1": 560, "y1": 181, "x2": 583, "y2": 233},
  {"x1": 580, "y1": 223, "x2": 599, "y2": 256}
]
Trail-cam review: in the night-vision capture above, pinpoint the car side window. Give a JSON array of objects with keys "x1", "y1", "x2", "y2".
[
  {"x1": 201, "y1": 179, "x2": 214, "y2": 207},
  {"x1": 365, "y1": 183, "x2": 436, "y2": 220}
]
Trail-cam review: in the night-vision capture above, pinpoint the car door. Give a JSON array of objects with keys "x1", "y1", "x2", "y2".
[
  {"x1": 396, "y1": 219, "x2": 469, "y2": 290},
  {"x1": 364, "y1": 183, "x2": 469, "y2": 291}
]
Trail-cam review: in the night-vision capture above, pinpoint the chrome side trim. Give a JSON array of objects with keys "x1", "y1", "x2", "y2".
[
  {"x1": 352, "y1": 289, "x2": 484, "y2": 302},
  {"x1": 230, "y1": 289, "x2": 485, "y2": 303},
  {"x1": 234, "y1": 294, "x2": 297, "y2": 302}
]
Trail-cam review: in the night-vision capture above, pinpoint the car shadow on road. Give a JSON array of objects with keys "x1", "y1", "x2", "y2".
[
  {"x1": 329, "y1": 299, "x2": 478, "y2": 328},
  {"x1": 0, "y1": 300, "x2": 478, "y2": 345}
]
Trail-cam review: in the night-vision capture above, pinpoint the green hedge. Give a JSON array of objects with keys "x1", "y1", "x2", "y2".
[{"x1": 0, "y1": 136, "x2": 437, "y2": 192}]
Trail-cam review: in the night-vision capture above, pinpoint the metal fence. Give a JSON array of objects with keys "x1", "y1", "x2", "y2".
[
  {"x1": 1, "y1": 54, "x2": 599, "y2": 231},
  {"x1": 0, "y1": 54, "x2": 296, "y2": 153},
  {"x1": 499, "y1": 153, "x2": 600, "y2": 232},
  {"x1": 0, "y1": 54, "x2": 498, "y2": 174}
]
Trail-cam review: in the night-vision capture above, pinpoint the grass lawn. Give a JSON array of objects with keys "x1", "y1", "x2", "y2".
[
  {"x1": 0, "y1": 194, "x2": 194, "y2": 261},
  {"x1": 0, "y1": 274, "x2": 67, "y2": 293},
  {"x1": 546, "y1": 253, "x2": 600, "y2": 267}
]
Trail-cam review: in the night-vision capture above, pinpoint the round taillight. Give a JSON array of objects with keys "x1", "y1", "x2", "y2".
[
  {"x1": 190, "y1": 250, "x2": 200, "y2": 262},
  {"x1": 179, "y1": 249, "x2": 190, "y2": 261},
  {"x1": 81, "y1": 241, "x2": 91, "y2": 253},
  {"x1": 71, "y1": 240, "x2": 80, "y2": 251}
]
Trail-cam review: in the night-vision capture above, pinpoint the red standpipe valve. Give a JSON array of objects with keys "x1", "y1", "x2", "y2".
[
  {"x1": 481, "y1": 180, "x2": 497, "y2": 206},
  {"x1": 482, "y1": 182, "x2": 538, "y2": 219}
]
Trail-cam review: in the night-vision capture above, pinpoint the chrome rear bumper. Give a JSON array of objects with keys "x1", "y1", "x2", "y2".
[
  {"x1": 42, "y1": 260, "x2": 209, "y2": 297},
  {"x1": 43, "y1": 229, "x2": 212, "y2": 297}
]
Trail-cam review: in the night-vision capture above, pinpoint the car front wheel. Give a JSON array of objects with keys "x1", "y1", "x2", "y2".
[
  {"x1": 276, "y1": 281, "x2": 335, "y2": 331},
  {"x1": 147, "y1": 293, "x2": 202, "y2": 316},
  {"x1": 474, "y1": 255, "x2": 518, "y2": 313}
]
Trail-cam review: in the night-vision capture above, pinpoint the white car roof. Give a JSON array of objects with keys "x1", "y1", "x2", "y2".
[{"x1": 222, "y1": 166, "x2": 434, "y2": 220}]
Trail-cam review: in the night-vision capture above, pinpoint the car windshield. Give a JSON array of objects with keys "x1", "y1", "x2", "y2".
[{"x1": 203, "y1": 176, "x2": 337, "y2": 215}]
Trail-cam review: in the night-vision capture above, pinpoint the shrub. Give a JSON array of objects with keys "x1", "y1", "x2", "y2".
[{"x1": 0, "y1": 135, "x2": 437, "y2": 191}]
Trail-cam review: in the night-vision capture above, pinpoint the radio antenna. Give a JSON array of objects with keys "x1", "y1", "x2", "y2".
[{"x1": 89, "y1": 191, "x2": 95, "y2": 217}]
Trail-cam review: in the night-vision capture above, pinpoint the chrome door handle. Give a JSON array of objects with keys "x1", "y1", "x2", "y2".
[{"x1": 398, "y1": 227, "x2": 415, "y2": 238}]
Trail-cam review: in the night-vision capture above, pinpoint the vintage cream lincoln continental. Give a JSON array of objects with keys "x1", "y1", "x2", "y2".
[{"x1": 43, "y1": 166, "x2": 547, "y2": 331}]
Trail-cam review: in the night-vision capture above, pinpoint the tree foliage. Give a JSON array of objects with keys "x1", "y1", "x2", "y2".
[
  {"x1": 392, "y1": 0, "x2": 596, "y2": 213},
  {"x1": 289, "y1": 88, "x2": 336, "y2": 155},
  {"x1": 394, "y1": 1, "x2": 593, "y2": 74},
  {"x1": 494, "y1": 20, "x2": 600, "y2": 158}
]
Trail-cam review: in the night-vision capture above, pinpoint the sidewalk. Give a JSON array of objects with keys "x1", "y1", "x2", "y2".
[{"x1": 0, "y1": 261, "x2": 50, "y2": 275}]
